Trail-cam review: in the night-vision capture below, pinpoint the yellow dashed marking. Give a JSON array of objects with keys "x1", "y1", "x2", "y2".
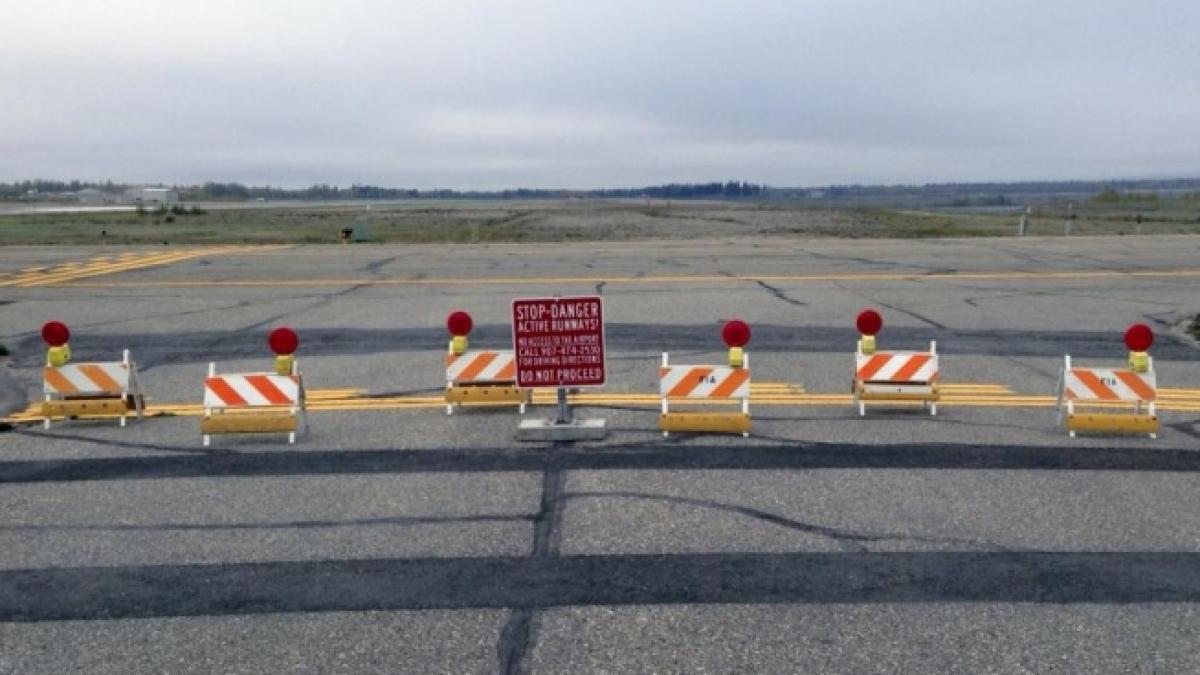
[
  {"x1": 12, "y1": 382, "x2": 1195, "y2": 425},
  {"x1": 0, "y1": 246, "x2": 290, "y2": 288},
  {"x1": 42, "y1": 267, "x2": 1200, "y2": 289}
]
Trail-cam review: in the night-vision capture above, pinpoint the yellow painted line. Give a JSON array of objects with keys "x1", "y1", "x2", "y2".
[
  {"x1": 44, "y1": 267, "x2": 1200, "y2": 289},
  {"x1": 6, "y1": 383, "x2": 1195, "y2": 424},
  {"x1": 13, "y1": 259, "x2": 182, "y2": 287},
  {"x1": 1160, "y1": 390, "x2": 1200, "y2": 400},
  {"x1": 0, "y1": 246, "x2": 291, "y2": 288},
  {"x1": 8, "y1": 397, "x2": 1200, "y2": 423},
  {"x1": 2, "y1": 251, "x2": 196, "y2": 287},
  {"x1": 16, "y1": 248, "x2": 233, "y2": 287}
]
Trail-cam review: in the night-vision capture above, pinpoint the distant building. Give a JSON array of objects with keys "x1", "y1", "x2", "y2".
[
  {"x1": 126, "y1": 187, "x2": 178, "y2": 206},
  {"x1": 76, "y1": 188, "x2": 120, "y2": 205}
]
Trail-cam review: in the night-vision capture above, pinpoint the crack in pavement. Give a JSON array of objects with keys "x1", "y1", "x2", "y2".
[
  {"x1": 833, "y1": 282, "x2": 950, "y2": 331},
  {"x1": 362, "y1": 256, "x2": 398, "y2": 274},
  {"x1": 561, "y1": 491, "x2": 1021, "y2": 553},
  {"x1": 241, "y1": 283, "x2": 370, "y2": 331},
  {"x1": 0, "y1": 299, "x2": 255, "y2": 344},
  {"x1": 496, "y1": 443, "x2": 566, "y2": 674},
  {"x1": 755, "y1": 280, "x2": 807, "y2": 307}
]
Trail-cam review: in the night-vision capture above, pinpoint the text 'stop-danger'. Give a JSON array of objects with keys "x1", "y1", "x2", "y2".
[{"x1": 511, "y1": 296, "x2": 606, "y2": 388}]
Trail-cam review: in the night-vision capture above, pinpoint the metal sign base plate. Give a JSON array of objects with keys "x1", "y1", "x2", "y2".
[{"x1": 516, "y1": 417, "x2": 607, "y2": 442}]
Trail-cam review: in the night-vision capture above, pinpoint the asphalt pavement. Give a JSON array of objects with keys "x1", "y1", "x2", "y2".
[{"x1": 1, "y1": 236, "x2": 1199, "y2": 673}]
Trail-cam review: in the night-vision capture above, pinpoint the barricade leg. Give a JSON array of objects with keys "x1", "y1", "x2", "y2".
[
  {"x1": 202, "y1": 407, "x2": 212, "y2": 447},
  {"x1": 662, "y1": 393, "x2": 670, "y2": 437},
  {"x1": 742, "y1": 397, "x2": 750, "y2": 438}
]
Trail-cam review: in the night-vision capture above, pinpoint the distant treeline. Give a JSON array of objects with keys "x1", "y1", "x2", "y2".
[
  {"x1": 4, "y1": 177, "x2": 1200, "y2": 203},
  {"x1": 770, "y1": 178, "x2": 1200, "y2": 200},
  {"x1": 186, "y1": 180, "x2": 766, "y2": 201},
  {"x1": 0, "y1": 179, "x2": 764, "y2": 201},
  {"x1": 0, "y1": 179, "x2": 132, "y2": 198}
]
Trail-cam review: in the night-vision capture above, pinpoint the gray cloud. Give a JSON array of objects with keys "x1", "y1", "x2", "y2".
[{"x1": 1, "y1": 0, "x2": 1197, "y2": 188}]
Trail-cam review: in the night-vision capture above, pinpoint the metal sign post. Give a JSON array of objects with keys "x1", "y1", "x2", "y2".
[{"x1": 512, "y1": 295, "x2": 607, "y2": 441}]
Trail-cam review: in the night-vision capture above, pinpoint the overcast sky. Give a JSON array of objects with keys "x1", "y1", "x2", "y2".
[{"x1": 1, "y1": 1, "x2": 1197, "y2": 189}]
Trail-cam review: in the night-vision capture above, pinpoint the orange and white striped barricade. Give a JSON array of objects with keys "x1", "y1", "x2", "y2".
[
  {"x1": 42, "y1": 349, "x2": 145, "y2": 429},
  {"x1": 1057, "y1": 355, "x2": 1157, "y2": 438},
  {"x1": 444, "y1": 349, "x2": 529, "y2": 415},
  {"x1": 201, "y1": 361, "x2": 307, "y2": 446},
  {"x1": 659, "y1": 352, "x2": 752, "y2": 437},
  {"x1": 853, "y1": 341, "x2": 940, "y2": 416}
]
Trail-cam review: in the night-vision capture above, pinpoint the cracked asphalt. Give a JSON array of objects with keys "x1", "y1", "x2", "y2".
[{"x1": 1, "y1": 236, "x2": 1200, "y2": 674}]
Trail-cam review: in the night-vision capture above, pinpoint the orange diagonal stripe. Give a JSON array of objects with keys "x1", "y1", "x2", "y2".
[
  {"x1": 457, "y1": 352, "x2": 498, "y2": 381},
  {"x1": 710, "y1": 368, "x2": 750, "y2": 398},
  {"x1": 1115, "y1": 370, "x2": 1156, "y2": 401},
  {"x1": 892, "y1": 354, "x2": 931, "y2": 382},
  {"x1": 1071, "y1": 369, "x2": 1118, "y2": 400},
  {"x1": 43, "y1": 367, "x2": 79, "y2": 394},
  {"x1": 79, "y1": 364, "x2": 122, "y2": 393},
  {"x1": 496, "y1": 360, "x2": 515, "y2": 380},
  {"x1": 856, "y1": 354, "x2": 891, "y2": 381},
  {"x1": 206, "y1": 377, "x2": 247, "y2": 406},
  {"x1": 245, "y1": 375, "x2": 293, "y2": 405},
  {"x1": 668, "y1": 367, "x2": 713, "y2": 398}
]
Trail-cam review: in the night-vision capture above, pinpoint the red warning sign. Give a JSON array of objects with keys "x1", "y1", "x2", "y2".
[{"x1": 512, "y1": 296, "x2": 606, "y2": 388}]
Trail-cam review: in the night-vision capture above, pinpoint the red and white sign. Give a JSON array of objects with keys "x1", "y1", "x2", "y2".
[{"x1": 512, "y1": 296, "x2": 606, "y2": 388}]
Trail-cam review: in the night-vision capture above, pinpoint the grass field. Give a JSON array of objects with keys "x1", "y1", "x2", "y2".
[{"x1": 1, "y1": 199, "x2": 1198, "y2": 245}]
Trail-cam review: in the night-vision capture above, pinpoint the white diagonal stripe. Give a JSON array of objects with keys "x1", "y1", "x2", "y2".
[
  {"x1": 855, "y1": 352, "x2": 938, "y2": 383},
  {"x1": 659, "y1": 365, "x2": 750, "y2": 398},
  {"x1": 44, "y1": 362, "x2": 129, "y2": 394},
  {"x1": 204, "y1": 373, "x2": 299, "y2": 408},
  {"x1": 1065, "y1": 368, "x2": 1155, "y2": 402},
  {"x1": 446, "y1": 351, "x2": 515, "y2": 383}
]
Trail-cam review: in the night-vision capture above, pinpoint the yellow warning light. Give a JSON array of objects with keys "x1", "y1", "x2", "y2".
[
  {"x1": 450, "y1": 335, "x2": 468, "y2": 356},
  {"x1": 47, "y1": 345, "x2": 71, "y2": 367},
  {"x1": 859, "y1": 335, "x2": 876, "y2": 355},
  {"x1": 1128, "y1": 351, "x2": 1150, "y2": 373},
  {"x1": 727, "y1": 346, "x2": 744, "y2": 368},
  {"x1": 274, "y1": 355, "x2": 294, "y2": 376}
]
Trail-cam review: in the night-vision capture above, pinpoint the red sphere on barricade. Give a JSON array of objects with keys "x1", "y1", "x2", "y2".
[
  {"x1": 447, "y1": 310, "x2": 473, "y2": 337},
  {"x1": 722, "y1": 319, "x2": 751, "y2": 348},
  {"x1": 41, "y1": 321, "x2": 71, "y2": 347},
  {"x1": 268, "y1": 327, "x2": 300, "y2": 355},
  {"x1": 1124, "y1": 323, "x2": 1154, "y2": 352},
  {"x1": 856, "y1": 309, "x2": 883, "y2": 336}
]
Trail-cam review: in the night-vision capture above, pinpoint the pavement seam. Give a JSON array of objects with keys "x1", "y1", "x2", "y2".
[{"x1": 497, "y1": 443, "x2": 565, "y2": 675}]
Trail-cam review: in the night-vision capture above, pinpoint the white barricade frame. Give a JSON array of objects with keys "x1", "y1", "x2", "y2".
[
  {"x1": 42, "y1": 349, "x2": 144, "y2": 429},
  {"x1": 202, "y1": 360, "x2": 308, "y2": 446}
]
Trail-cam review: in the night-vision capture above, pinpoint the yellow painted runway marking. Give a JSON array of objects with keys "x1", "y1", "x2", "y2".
[
  {"x1": 9, "y1": 382, "x2": 1197, "y2": 424},
  {"x1": 46, "y1": 267, "x2": 1200, "y2": 289},
  {"x1": 0, "y1": 245, "x2": 290, "y2": 287}
]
